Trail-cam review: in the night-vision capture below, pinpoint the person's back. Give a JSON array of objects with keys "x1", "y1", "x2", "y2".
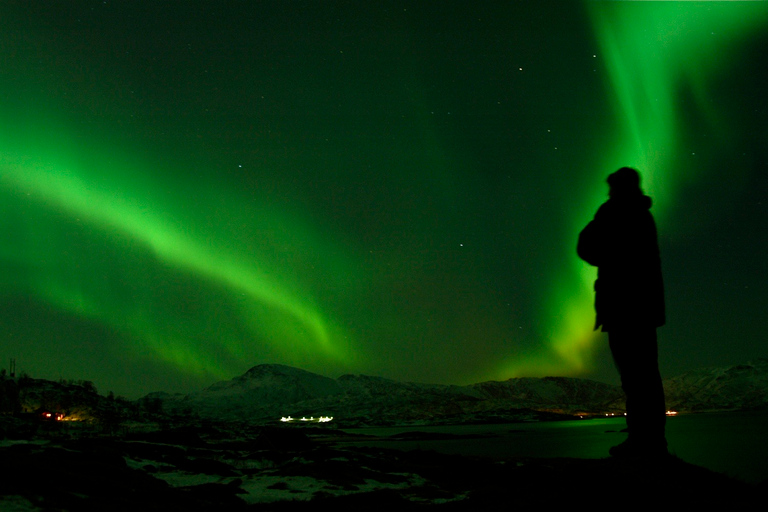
[
  {"x1": 578, "y1": 189, "x2": 664, "y2": 331},
  {"x1": 578, "y1": 167, "x2": 667, "y2": 457}
]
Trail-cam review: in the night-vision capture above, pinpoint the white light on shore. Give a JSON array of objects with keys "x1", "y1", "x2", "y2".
[{"x1": 279, "y1": 415, "x2": 333, "y2": 423}]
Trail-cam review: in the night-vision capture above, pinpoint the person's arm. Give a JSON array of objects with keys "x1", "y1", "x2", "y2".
[
  {"x1": 577, "y1": 219, "x2": 603, "y2": 266},
  {"x1": 578, "y1": 203, "x2": 611, "y2": 266}
]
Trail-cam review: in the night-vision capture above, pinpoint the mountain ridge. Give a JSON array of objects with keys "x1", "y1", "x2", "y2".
[
  {"x1": 6, "y1": 359, "x2": 768, "y2": 428},
  {"x1": 146, "y1": 358, "x2": 768, "y2": 426}
]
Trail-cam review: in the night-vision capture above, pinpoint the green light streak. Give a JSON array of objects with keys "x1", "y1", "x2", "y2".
[
  {"x1": 0, "y1": 126, "x2": 356, "y2": 379},
  {"x1": 586, "y1": 1, "x2": 768, "y2": 207},
  {"x1": 495, "y1": 1, "x2": 768, "y2": 380}
]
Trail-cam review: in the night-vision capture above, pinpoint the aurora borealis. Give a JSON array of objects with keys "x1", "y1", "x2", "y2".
[{"x1": 2, "y1": 1, "x2": 767, "y2": 398}]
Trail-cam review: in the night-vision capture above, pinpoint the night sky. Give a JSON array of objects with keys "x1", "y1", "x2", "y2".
[{"x1": 2, "y1": 1, "x2": 767, "y2": 398}]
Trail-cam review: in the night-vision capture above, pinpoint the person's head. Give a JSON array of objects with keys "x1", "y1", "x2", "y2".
[{"x1": 607, "y1": 167, "x2": 642, "y2": 197}]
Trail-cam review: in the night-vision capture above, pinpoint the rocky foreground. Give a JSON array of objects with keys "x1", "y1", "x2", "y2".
[{"x1": 1, "y1": 423, "x2": 762, "y2": 510}]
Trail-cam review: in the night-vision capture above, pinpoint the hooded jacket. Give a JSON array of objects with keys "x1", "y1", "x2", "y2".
[{"x1": 577, "y1": 193, "x2": 665, "y2": 331}]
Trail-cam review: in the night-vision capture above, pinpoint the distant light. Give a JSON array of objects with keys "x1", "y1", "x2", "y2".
[{"x1": 279, "y1": 415, "x2": 333, "y2": 423}]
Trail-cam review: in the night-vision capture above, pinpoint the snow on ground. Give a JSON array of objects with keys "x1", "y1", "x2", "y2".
[
  {"x1": 0, "y1": 495, "x2": 41, "y2": 512},
  {"x1": 238, "y1": 471, "x2": 428, "y2": 504},
  {"x1": 124, "y1": 450, "x2": 431, "y2": 504}
]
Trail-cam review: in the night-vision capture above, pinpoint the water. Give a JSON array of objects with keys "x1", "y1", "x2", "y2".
[{"x1": 339, "y1": 411, "x2": 768, "y2": 483}]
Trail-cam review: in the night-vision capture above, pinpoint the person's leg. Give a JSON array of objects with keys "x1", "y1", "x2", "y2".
[{"x1": 608, "y1": 327, "x2": 666, "y2": 455}]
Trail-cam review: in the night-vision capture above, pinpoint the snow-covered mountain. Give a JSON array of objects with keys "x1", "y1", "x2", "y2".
[
  {"x1": 8, "y1": 359, "x2": 768, "y2": 429},
  {"x1": 150, "y1": 359, "x2": 768, "y2": 426},
  {"x1": 664, "y1": 358, "x2": 768, "y2": 412},
  {"x1": 154, "y1": 364, "x2": 624, "y2": 426}
]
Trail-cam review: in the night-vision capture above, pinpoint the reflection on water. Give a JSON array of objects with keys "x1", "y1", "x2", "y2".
[{"x1": 339, "y1": 411, "x2": 768, "y2": 483}]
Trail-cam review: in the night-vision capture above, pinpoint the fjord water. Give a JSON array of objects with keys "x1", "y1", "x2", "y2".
[{"x1": 340, "y1": 411, "x2": 768, "y2": 483}]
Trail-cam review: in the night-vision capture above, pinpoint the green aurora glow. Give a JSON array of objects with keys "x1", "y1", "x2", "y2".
[
  {"x1": 1, "y1": 1, "x2": 767, "y2": 396},
  {"x1": 496, "y1": 1, "x2": 768, "y2": 380}
]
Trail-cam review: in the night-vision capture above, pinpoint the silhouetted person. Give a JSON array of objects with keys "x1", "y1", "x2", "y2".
[{"x1": 578, "y1": 167, "x2": 667, "y2": 458}]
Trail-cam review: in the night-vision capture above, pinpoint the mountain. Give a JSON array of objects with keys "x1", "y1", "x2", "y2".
[
  {"x1": 7, "y1": 358, "x2": 768, "y2": 429},
  {"x1": 153, "y1": 364, "x2": 625, "y2": 426},
  {"x1": 664, "y1": 358, "x2": 768, "y2": 412},
  {"x1": 205, "y1": 364, "x2": 344, "y2": 401},
  {"x1": 470, "y1": 376, "x2": 623, "y2": 406},
  {"x1": 150, "y1": 359, "x2": 768, "y2": 427},
  {"x1": 171, "y1": 364, "x2": 345, "y2": 420}
]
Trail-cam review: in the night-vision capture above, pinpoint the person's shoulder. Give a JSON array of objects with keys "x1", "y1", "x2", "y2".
[{"x1": 595, "y1": 199, "x2": 616, "y2": 218}]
